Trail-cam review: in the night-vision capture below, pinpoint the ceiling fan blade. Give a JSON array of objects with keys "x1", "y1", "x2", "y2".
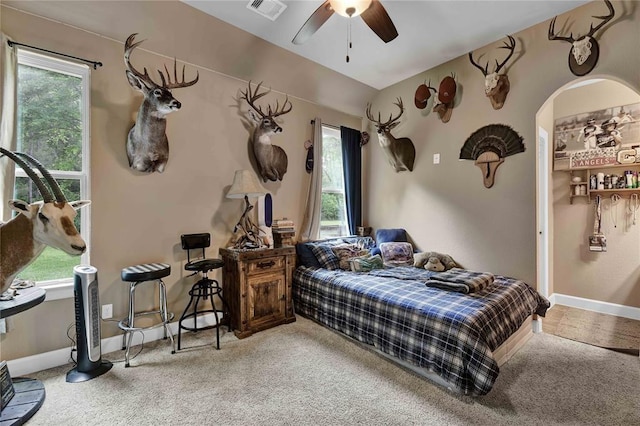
[
  {"x1": 292, "y1": 1, "x2": 335, "y2": 45},
  {"x1": 360, "y1": 0, "x2": 398, "y2": 43}
]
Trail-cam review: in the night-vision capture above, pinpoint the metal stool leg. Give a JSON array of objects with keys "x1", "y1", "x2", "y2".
[
  {"x1": 213, "y1": 279, "x2": 232, "y2": 332},
  {"x1": 206, "y1": 280, "x2": 221, "y2": 350},
  {"x1": 178, "y1": 288, "x2": 196, "y2": 351},
  {"x1": 124, "y1": 282, "x2": 137, "y2": 368},
  {"x1": 158, "y1": 279, "x2": 175, "y2": 354}
]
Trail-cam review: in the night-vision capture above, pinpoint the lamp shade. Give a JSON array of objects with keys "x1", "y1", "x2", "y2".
[{"x1": 227, "y1": 170, "x2": 265, "y2": 199}]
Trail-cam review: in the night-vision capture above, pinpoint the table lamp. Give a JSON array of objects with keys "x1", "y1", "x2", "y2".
[{"x1": 226, "y1": 170, "x2": 266, "y2": 249}]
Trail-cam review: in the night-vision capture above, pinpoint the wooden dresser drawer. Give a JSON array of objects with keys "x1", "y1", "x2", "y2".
[{"x1": 246, "y1": 256, "x2": 285, "y2": 276}]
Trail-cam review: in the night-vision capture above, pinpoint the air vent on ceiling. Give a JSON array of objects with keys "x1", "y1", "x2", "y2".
[{"x1": 247, "y1": 0, "x2": 287, "y2": 21}]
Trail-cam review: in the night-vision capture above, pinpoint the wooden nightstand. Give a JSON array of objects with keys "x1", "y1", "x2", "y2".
[{"x1": 220, "y1": 247, "x2": 296, "y2": 338}]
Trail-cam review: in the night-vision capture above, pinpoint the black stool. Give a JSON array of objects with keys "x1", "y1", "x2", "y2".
[
  {"x1": 118, "y1": 263, "x2": 175, "y2": 367},
  {"x1": 178, "y1": 233, "x2": 231, "y2": 350}
]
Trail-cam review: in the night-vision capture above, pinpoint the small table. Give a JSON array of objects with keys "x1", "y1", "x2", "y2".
[{"x1": 0, "y1": 286, "x2": 47, "y2": 426}]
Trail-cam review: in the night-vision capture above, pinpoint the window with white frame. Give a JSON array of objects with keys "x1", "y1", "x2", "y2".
[
  {"x1": 319, "y1": 125, "x2": 349, "y2": 238},
  {"x1": 13, "y1": 49, "x2": 91, "y2": 285}
]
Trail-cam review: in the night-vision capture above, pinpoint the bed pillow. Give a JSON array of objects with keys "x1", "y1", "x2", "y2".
[
  {"x1": 379, "y1": 242, "x2": 414, "y2": 267},
  {"x1": 349, "y1": 254, "x2": 384, "y2": 272},
  {"x1": 296, "y1": 236, "x2": 375, "y2": 268},
  {"x1": 296, "y1": 243, "x2": 323, "y2": 268},
  {"x1": 331, "y1": 244, "x2": 370, "y2": 270},
  {"x1": 310, "y1": 244, "x2": 340, "y2": 270},
  {"x1": 371, "y1": 228, "x2": 408, "y2": 256}
]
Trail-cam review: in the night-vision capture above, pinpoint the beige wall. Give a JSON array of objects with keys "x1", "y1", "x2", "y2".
[
  {"x1": 2, "y1": 0, "x2": 639, "y2": 362},
  {"x1": 552, "y1": 80, "x2": 640, "y2": 307},
  {"x1": 0, "y1": 2, "x2": 365, "y2": 359},
  {"x1": 366, "y1": 1, "x2": 639, "y2": 290}
]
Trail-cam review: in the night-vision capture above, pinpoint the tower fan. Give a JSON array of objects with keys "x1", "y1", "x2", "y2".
[{"x1": 66, "y1": 265, "x2": 112, "y2": 383}]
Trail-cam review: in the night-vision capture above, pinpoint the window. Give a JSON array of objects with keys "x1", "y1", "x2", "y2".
[
  {"x1": 319, "y1": 126, "x2": 348, "y2": 238},
  {"x1": 14, "y1": 50, "x2": 91, "y2": 286}
]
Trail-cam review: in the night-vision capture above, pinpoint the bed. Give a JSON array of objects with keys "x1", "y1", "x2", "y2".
[{"x1": 292, "y1": 238, "x2": 549, "y2": 396}]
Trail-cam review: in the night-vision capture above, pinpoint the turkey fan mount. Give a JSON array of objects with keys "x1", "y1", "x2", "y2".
[{"x1": 459, "y1": 124, "x2": 525, "y2": 188}]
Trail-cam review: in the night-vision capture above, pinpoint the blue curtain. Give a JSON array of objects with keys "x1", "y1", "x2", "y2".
[{"x1": 340, "y1": 126, "x2": 361, "y2": 235}]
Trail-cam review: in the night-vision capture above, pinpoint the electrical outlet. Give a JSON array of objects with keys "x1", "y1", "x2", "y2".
[
  {"x1": 433, "y1": 153, "x2": 440, "y2": 164},
  {"x1": 101, "y1": 304, "x2": 113, "y2": 319}
]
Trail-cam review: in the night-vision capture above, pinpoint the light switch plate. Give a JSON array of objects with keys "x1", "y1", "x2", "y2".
[{"x1": 433, "y1": 153, "x2": 440, "y2": 164}]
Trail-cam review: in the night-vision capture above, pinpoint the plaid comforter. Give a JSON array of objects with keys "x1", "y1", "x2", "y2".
[{"x1": 293, "y1": 266, "x2": 549, "y2": 396}]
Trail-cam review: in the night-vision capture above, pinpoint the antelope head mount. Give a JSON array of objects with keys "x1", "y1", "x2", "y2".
[
  {"x1": 548, "y1": 0, "x2": 615, "y2": 76},
  {"x1": 366, "y1": 98, "x2": 415, "y2": 172},
  {"x1": 468, "y1": 35, "x2": 516, "y2": 110},
  {"x1": 0, "y1": 148, "x2": 90, "y2": 294},
  {"x1": 124, "y1": 33, "x2": 199, "y2": 173},
  {"x1": 240, "y1": 81, "x2": 293, "y2": 182}
]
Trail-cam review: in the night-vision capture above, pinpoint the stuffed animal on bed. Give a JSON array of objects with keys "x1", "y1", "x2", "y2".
[{"x1": 414, "y1": 251, "x2": 457, "y2": 272}]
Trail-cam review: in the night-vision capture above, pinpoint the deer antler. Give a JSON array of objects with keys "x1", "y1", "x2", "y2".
[
  {"x1": 548, "y1": 0, "x2": 614, "y2": 43},
  {"x1": 268, "y1": 95, "x2": 292, "y2": 118},
  {"x1": 548, "y1": 16, "x2": 575, "y2": 43},
  {"x1": 494, "y1": 35, "x2": 516, "y2": 73},
  {"x1": 469, "y1": 35, "x2": 515, "y2": 75},
  {"x1": 241, "y1": 81, "x2": 291, "y2": 118},
  {"x1": 468, "y1": 51, "x2": 489, "y2": 76},
  {"x1": 240, "y1": 81, "x2": 271, "y2": 119},
  {"x1": 585, "y1": 0, "x2": 615, "y2": 38},
  {"x1": 366, "y1": 98, "x2": 404, "y2": 127},
  {"x1": 124, "y1": 33, "x2": 198, "y2": 90},
  {"x1": 124, "y1": 33, "x2": 161, "y2": 88},
  {"x1": 157, "y1": 59, "x2": 199, "y2": 89}
]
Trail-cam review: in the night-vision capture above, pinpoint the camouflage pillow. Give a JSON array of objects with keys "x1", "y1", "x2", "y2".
[
  {"x1": 349, "y1": 254, "x2": 384, "y2": 272},
  {"x1": 331, "y1": 244, "x2": 370, "y2": 270}
]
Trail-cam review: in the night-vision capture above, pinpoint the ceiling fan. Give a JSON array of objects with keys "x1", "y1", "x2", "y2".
[{"x1": 292, "y1": 0, "x2": 398, "y2": 46}]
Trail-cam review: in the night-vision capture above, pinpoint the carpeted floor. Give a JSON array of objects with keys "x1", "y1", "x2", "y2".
[
  {"x1": 25, "y1": 316, "x2": 640, "y2": 425},
  {"x1": 544, "y1": 304, "x2": 640, "y2": 355}
]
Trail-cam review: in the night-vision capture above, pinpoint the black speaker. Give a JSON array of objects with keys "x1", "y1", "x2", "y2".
[{"x1": 66, "y1": 265, "x2": 112, "y2": 383}]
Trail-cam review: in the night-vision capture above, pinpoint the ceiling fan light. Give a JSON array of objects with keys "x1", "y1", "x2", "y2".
[{"x1": 329, "y1": 0, "x2": 372, "y2": 18}]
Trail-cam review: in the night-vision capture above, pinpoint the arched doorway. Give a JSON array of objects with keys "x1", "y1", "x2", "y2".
[{"x1": 536, "y1": 76, "x2": 640, "y2": 320}]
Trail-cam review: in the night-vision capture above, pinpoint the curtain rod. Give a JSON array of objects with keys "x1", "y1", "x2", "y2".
[
  {"x1": 7, "y1": 40, "x2": 103, "y2": 70},
  {"x1": 310, "y1": 120, "x2": 339, "y2": 130}
]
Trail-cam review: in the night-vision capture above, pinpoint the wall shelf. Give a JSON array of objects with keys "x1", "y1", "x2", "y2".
[{"x1": 567, "y1": 165, "x2": 640, "y2": 204}]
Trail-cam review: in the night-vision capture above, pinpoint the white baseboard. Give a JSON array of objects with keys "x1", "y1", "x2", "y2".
[
  {"x1": 7, "y1": 313, "x2": 223, "y2": 377},
  {"x1": 549, "y1": 293, "x2": 640, "y2": 321}
]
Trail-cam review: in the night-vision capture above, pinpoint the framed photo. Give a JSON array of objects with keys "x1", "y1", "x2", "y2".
[{"x1": 553, "y1": 102, "x2": 640, "y2": 170}]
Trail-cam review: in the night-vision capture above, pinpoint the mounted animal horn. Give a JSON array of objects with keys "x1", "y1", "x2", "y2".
[
  {"x1": 547, "y1": 0, "x2": 615, "y2": 76},
  {"x1": 468, "y1": 35, "x2": 516, "y2": 110},
  {"x1": 0, "y1": 148, "x2": 53, "y2": 202},
  {"x1": 13, "y1": 152, "x2": 67, "y2": 202}
]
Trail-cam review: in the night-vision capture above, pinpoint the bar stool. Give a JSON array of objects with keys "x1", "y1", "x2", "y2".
[
  {"x1": 178, "y1": 233, "x2": 231, "y2": 350},
  {"x1": 118, "y1": 262, "x2": 175, "y2": 367}
]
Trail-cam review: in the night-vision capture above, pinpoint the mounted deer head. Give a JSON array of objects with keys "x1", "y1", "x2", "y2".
[
  {"x1": 0, "y1": 148, "x2": 90, "y2": 294},
  {"x1": 548, "y1": 0, "x2": 615, "y2": 76},
  {"x1": 240, "y1": 81, "x2": 292, "y2": 182},
  {"x1": 124, "y1": 33, "x2": 199, "y2": 173},
  {"x1": 366, "y1": 98, "x2": 415, "y2": 172},
  {"x1": 468, "y1": 35, "x2": 516, "y2": 110}
]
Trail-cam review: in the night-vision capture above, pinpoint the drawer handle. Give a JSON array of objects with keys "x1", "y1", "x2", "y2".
[{"x1": 257, "y1": 260, "x2": 276, "y2": 269}]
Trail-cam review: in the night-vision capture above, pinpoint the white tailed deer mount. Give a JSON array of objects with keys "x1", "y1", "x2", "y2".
[
  {"x1": 548, "y1": 0, "x2": 615, "y2": 76},
  {"x1": 432, "y1": 75, "x2": 457, "y2": 123},
  {"x1": 366, "y1": 98, "x2": 415, "y2": 172},
  {"x1": 468, "y1": 35, "x2": 516, "y2": 110},
  {"x1": 124, "y1": 33, "x2": 199, "y2": 173},
  {"x1": 0, "y1": 149, "x2": 90, "y2": 294},
  {"x1": 240, "y1": 81, "x2": 292, "y2": 182}
]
